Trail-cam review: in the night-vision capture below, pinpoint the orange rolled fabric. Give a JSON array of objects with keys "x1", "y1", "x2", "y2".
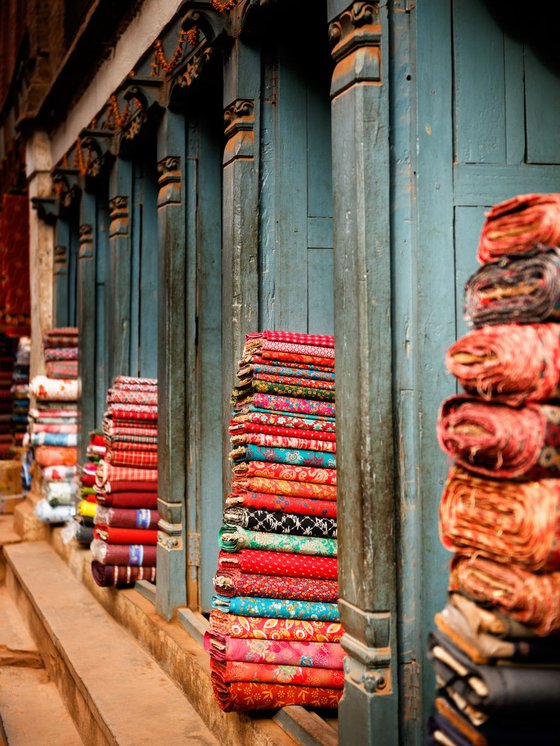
[
  {"x1": 34, "y1": 446, "x2": 78, "y2": 467},
  {"x1": 440, "y1": 467, "x2": 560, "y2": 571},
  {"x1": 477, "y1": 193, "x2": 560, "y2": 264}
]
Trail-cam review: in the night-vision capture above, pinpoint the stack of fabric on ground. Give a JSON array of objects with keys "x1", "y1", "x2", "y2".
[
  {"x1": 91, "y1": 376, "x2": 158, "y2": 588},
  {"x1": 430, "y1": 193, "x2": 560, "y2": 745},
  {"x1": 63, "y1": 430, "x2": 106, "y2": 547},
  {"x1": 0, "y1": 334, "x2": 16, "y2": 459},
  {"x1": 207, "y1": 330, "x2": 344, "y2": 712},
  {"x1": 11, "y1": 336, "x2": 30, "y2": 452},
  {"x1": 28, "y1": 327, "x2": 79, "y2": 523}
]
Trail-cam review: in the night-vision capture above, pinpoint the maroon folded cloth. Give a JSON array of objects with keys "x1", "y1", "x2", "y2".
[
  {"x1": 94, "y1": 506, "x2": 159, "y2": 529},
  {"x1": 89, "y1": 539, "x2": 157, "y2": 567},
  {"x1": 94, "y1": 491, "x2": 159, "y2": 509},
  {"x1": 91, "y1": 561, "x2": 156, "y2": 588}
]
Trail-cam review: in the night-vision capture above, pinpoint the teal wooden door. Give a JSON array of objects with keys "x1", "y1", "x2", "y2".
[{"x1": 410, "y1": 0, "x2": 560, "y2": 738}]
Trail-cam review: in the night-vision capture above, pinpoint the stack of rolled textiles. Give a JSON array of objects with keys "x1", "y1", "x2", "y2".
[
  {"x1": 91, "y1": 376, "x2": 158, "y2": 588},
  {"x1": 207, "y1": 330, "x2": 343, "y2": 712},
  {"x1": 11, "y1": 336, "x2": 30, "y2": 450},
  {"x1": 430, "y1": 194, "x2": 560, "y2": 745},
  {"x1": 28, "y1": 327, "x2": 79, "y2": 523},
  {"x1": 0, "y1": 334, "x2": 16, "y2": 458},
  {"x1": 72, "y1": 431, "x2": 106, "y2": 547}
]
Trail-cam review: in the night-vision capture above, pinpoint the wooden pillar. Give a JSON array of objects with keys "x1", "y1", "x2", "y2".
[
  {"x1": 53, "y1": 219, "x2": 70, "y2": 328},
  {"x1": 328, "y1": 2, "x2": 400, "y2": 742},
  {"x1": 77, "y1": 191, "x2": 97, "y2": 462},
  {"x1": 156, "y1": 110, "x2": 187, "y2": 619},
  {"x1": 222, "y1": 39, "x2": 260, "y2": 486},
  {"x1": 107, "y1": 160, "x2": 133, "y2": 379}
]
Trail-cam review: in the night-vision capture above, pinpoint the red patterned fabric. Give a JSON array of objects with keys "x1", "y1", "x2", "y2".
[
  {"x1": 217, "y1": 549, "x2": 338, "y2": 580},
  {"x1": 233, "y1": 461, "x2": 337, "y2": 485},
  {"x1": 232, "y1": 477, "x2": 337, "y2": 500},
  {"x1": 45, "y1": 360, "x2": 79, "y2": 379},
  {"x1": 209, "y1": 610, "x2": 343, "y2": 642},
  {"x1": 107, "y1": 405, "x2": 158, "y2": 421},
  {"x1": 95, "y1": 507, "x2": 159, "y2": 529},
  {"x1": 250, "y1": 356, "x2": 334, "y2": 373},
  {"x1": 96, "y1": 462, "x2": 158, "y2": 485},
  {"x1": 210, "y1": 659, "x2": 344, "y2": 688},
  {"x1": 214, "y1": 568, "x2": 338, "y2": 602},
  {"x1": 105, "y1": 449, "x2": 158, "y2": 468},
  {"x1": 259, "y1": 350, "x2": 335, "y2": 367},
  {"x1": 0, "y1": 194, "x2": 30, "y2": 332},
  {"x1": 230, "y1": 421, "x2": 336, "y2": 441},
  {"x1": 250, "y1": 372, "x2": 335, "y2": 391},
  {"x1": 229, "y1": 431, "x2": 336, "y2": 453},
  {"x1": 477, "y1": 193, "x2": 560, "y2": 264},
  {"x1": 91, "y1": 561, "x2": 156, "y2": 588},
  {"x1": 44, "y1": 348, "x2": 78, "y2": 361},
  {"x1": 259, "y1": 331, "x2": 334, "y2": 348},
  {"x1": 113, "y1": 375, "x2": 158, "y2": 387},
  {"x1": 226, "y1": 491, "x2": 337, "y2": 518},
  {"x1": 108, "y1": 389, "x2": 158, "y2": 406},
  {"x1": 93, "y1": 525, "x2": 158, "y2": 545},
  {"x1": 210, "y1": 678, "x2": 342, "y2": 711},
  {"x1": 106, "y1": 439, "x2": 158, "y2": 451}
]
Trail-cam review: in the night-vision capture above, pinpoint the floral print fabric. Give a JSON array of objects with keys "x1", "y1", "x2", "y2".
[
  {"x1": 233, "y1": 461, "x2": 337, "y2": 485},
  {"x1": 231, "y1": 444, "x2": 336, "y2": 469},
  {"x1": 210, "y1": 679, "x2": 342, "y2": 712},
  {"x1": 209, "y1": 610, "x2": 343, "y2": 642},
  {"x1": 217, "y1": 549, "x2": 339, "y2": 579},
  {"x1": 226, "y1": 491, "x2": 337, "y2": 518},
  {"x1": 235, "y1": 392, "x2": 335, "y2": 417},
  {"x1": 232, "y1": 477, "x2": 337, "y2": 500},
  {"x1": 213, "y1": 568, "x2": 338, "y2": 602},
  {"x1": 229, "y1": 431, "x2": 336, "y2": 453},
  {"x1": 211, "y1": 659, "x2": 344, "y2": 688},
  {"x1": 219, "y1": 525, "x2": 337, "y2": 557},
  {"x1": 212, "y1": 594, "x2": 340, "y2": 622},
  {"x1": 223, "y1": 506, "x2": 337, "y2": 538}
]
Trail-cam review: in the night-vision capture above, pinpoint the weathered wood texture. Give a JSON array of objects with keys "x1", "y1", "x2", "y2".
[{"x1": 328, "y1": 1, "x2": 399, "y2": 742}]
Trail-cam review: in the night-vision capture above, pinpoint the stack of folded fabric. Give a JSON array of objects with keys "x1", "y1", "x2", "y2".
[
  {"x1": 91, "y1": 376, "x2": 158, "y2": 588},
  {"x1": 11, "y1": 336, "x2": 30, "y2": 452},
  {"x1": 28, "y1": 327, "x2": 79, "y2": 523},
  {"x1": 207, "y1": 330, "x2": 344, "y2": 712},
  {"x1": 67, "y1": 430, "x2": 106, "y2": 547},
  {"x1": 430, "y1": 194, "x2": 560, "y2": 745},
  {"x1": 0, "y1": 334, "x2": 16, "y2": 458}
]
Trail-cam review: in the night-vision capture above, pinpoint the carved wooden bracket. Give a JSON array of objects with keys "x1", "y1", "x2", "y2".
[
  {"x1": 120, "y1": 78, "x2": 164, "y2": 143},
  {"x1": 79, "y1": 128, "x2": 115, "y2": 181},
  {"x1": 223, "y1": 98, "x2": 255, "y2": 165},
  {"x1": 108, "y1": 196, "x2": 129, "y2": 238},
  {"x1": 53, "y1": 244, "x2": 68, "y2": 275},
  {"x1": 31, "y1": 196, "x2": 59, "y2": 225},
  {"x1": 51, "y1": 167, "x2": 82, "y2": 212},
  {"x1": 157, "y1": 156, "x2": 182, "y2": 208},
  {"x1": 329, "y1": 1, "x2": 381, "y2": 97},
  {"x1": 181, "y1": 5, "x2": 227, "y2": 46},
  {"x1": 79, "y1": 224, "x2": 94, "y2": 259}
]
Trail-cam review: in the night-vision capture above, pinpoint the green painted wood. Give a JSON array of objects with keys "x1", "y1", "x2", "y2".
[
  {"x1": 95, "y1": 186, "x2": 110, "y2": 425},
  {"x1": 68, "y1": 224, "x2": 79, "y2": 326},
  {"x1": 503, "y1": 35, "x2": 525, "y2": 165},
  {"x1": 454, "y1": 163, "x2": 560, "y2": 204},
  {"x1": 139, "y1": 155, "x2": 158, "y2": 379},
  {"x1": 156, "y1": 109, "x2": 188, "y2": 619},
  {"x1": 129, "y1": 163, "x2": 142, "y2": 377},
  {"x1": 53, "y1": 219, "x2": 70, "y2": 328},
  {"x1": 329, "y1": 0, "x2": 399, "y2": 742},
  {"x1": 525, "y1": 46, "x2": 560, "y2": 164},
  {"x1": 107, "y1": 159, "x2": 133, "y2": 379},
  {"x1": 77, "y1": 192, "x2": 97, "y2": 463}
]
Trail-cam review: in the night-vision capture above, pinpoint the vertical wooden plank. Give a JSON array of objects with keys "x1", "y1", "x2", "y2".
[
  {"x1": 453, "y1": 0, "x2": 506, "y2": 164},
  {"x1": 139, "y1": 156, "x2": 158, "y2": 379},
  {"x1": 107, "y1": 159, "x2": 133, "y2": 379},
  {"x1": 307, "y1": 248, "x2": 333, "y2": 334},
  {"x1": 328, "y1": 1, "x2": 399, "y2": 742},
  {"x1": 525, "y1": 46, "x2": 560, "y2": 164},
  {"x1": 95, "y1": 187, "x2": 110, "y2": 425},
  {"x1": 129, "y1": 162, "x2": 142, "y2": 377},
  {"x1": 53, "y1": 218, "x2": 70, "y2": 328},
  {"x1": 503, "y1": 35, "x2": 525, "y2": 165},
  {"x1": 156, "y1": 110, "x2": 187, "y2": 619},
  {"x1": 77, "y1": 191, "x2": 97, "y2": 462}
]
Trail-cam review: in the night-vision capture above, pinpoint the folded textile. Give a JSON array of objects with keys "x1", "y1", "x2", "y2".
[
  {"x1": 218, "y1": 549, "x2": 338, "y2": 580},
  {"x1": 209, "y1": 610, "x2": 343, "y2": 642},
  {"x1": 91, "y1": 561, "x2": 156, "y2": 588},
  {"x1": 223, "y1": 506, "x2": 337, "y2": 538},
  {"x1": 94, "y1": 506, "x2": 158, "y2": 529},
  {"x1": 244, "y1": 336, "x2": 335, "y2": 359},
  {"x1": 105, "y1": 449, "x2": 158, "y2": 468},
  {"x1": 73, "y1": 523, "x2": 94, "y2": 546},
  {"x1": 210, "y1": 659, "x2": 344, "y2": 688},
  {"x1": 230, "y1": 444, "x2": 336, "y2": 470},
  {"x1": 42, "y1": 465, "x2": 77, "y2": 480},
  {"x1": 219, "y1": 525, "x2": 337, "y2": 557},
  {"x1": 213, "y1": 595, "x2": 340, "y2": 621},
  {"x1": 232, "y1": 477, "x2": 337, "y2": 500},
  {"x1": 242, "y1": 375, "x2": 335, "y2": 393},
  {"x1": 238, "y1": 363, "x2": 335, "y2": 383},
  {"x1": 107, "y1": 389, "x2": 158, "y2": 406},
  {"x1": 113, "y1": 375, "x2": 157, "y2": 387},
  {"x1": 34, "y1": 446, "x2": 78, "y2": 467},
  {"x1": 30, "y1": 423, "x2": 78, "y2": 435},
  {"x1": 477, "y1": 193, "x2": 560, "y2": 264},
  {"x1": 214, "y1": 568, "x2": 338, "y2": 603},
  {"x1": 437, "y1": 396, "x2": 560, "y2": 479},
  {"x1": 440, "y1": 467, "x2": 560, "y2": 571},
  {"x1": 446, "y1": 323, "x2": 560, "y2": 404},
  {"x1": 229, "y1": 420, "x2": 336, "y2": 441},
  {"x1": 428, "y1": 630, "x2": 560, "y2": 714},
  {"x1": 233, "y1": 380, "x2": 335, "y2": 404},
  {"x1": 34, "y1": 499, "x2": 73, "y2": 523},
  {"x1": 232, "y1": 461, "x2": 337, "y2": 485},
  {"x1": 105, "y1": 436, "x2": 158, "y2": 449},
  {"x1": 226, "y1": 492, "x2": 337, "y2": 518},
  {"x1": 102, "y1": 421, "x2": 158, "y2": 438},
  {"x1": 43, "y1": 480, "x2": 77, "y2": 505},
  {"x1": 44, "y1": 347, "x2": 78, "y2": 362},
  {"x1": 45, "y1": 360, "x2": 78, "y2": 379},
  {"x1": 449, "y1": 554, "x2": 560, "y2": 635},
  {"x1": 30, "y1": 431, "x2": 78, "y2": 447},
  {"x1": 230, "y1": 431, "x2": 336, "y2": 452},
  {"x1": 465, "y1": 248, "x2": 560, "y2": 327},
  {"x1": 94, "y1": 490, "x2": 159, "y2": 508},
  {"x1": 246, "y1": 331, "x2": 335, "y2": 348},
  {"x1": 232, "y1": 410, "x2": 336, "y2": 432},
  {"x1": 448, "y1": 592, "x2": 535, "y2": 639},
  {"x1": 89, "y1": 539, "x2": 157, "y2": 567},
  {"x1": 234, "y1": 393, "x2": 335, "y2": 418},
  {"x1": 96, "y1": 462, "x2": 158, "y2": 486},
  {"x1": 29, "y1": 376, "x2": 79, "y2": 401},
  {"x1": 93, "y1": 525, "x2": 158, "y2": 545},
  {"x1": 210, "y1": 678, "x2": 341, "y2": 712},
  {"x1": 205, "y1": 632, "x2": 344, "y2": 669},
  {"x1": 77, "y1": 500, "x2": 97, "y2": 518},
  {"x1": 434, "y1": 600, "x2": 560, "y2": 665},
  {"x1": 107, "y1": 404, "x2": 158, "y2": 421}
]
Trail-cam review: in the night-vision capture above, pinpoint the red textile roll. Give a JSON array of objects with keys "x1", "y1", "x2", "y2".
[
  {"x1": 217, "y1": 549, "x2": 338, "y2": 580},
  {"x1": 214, "y1": 568, "x2": 338, "y2": 603},
  {"x1": 226, "y1": 491, "x2": 337, "y2": 518},
  {"x1": 249, "y1": 331, "x2": 334, "y2": 348},
  {"x1": 45, "y1": 360, "x2": 78, "y2": 379},
  {"x1": 209, "y1": 610, "x2": 343, "y2": 642},
  {"x1": 96, "y1": 463, "x2": 158, "y2": 486},
  {"x1": 105, "y1": 439, "x2": 158, "y2": 451},
  {"x1": 440, "y1": 467, "x2": 560, "y2": 571},
  {"x1": 229, "y1": 431, "x2": 336, "y2": 453},
  {"x1": 90, "y1": 540, "x2": 157, "y2": 567},
  {"x1": 96, "y1": 480, "x2": 158, "y2": 495},
  {"x1": 91, "y1": 561, "x2": 156, "y2": 588},
  {"x1": 449, "y1": 554, "x2": 560, "y2": 636},
  {"x1": 436, "y1": 395, "x2": 560, "y2": 479},
  {"x1": 229, "y1": 421, "x2": 336, "y2": 441},
  {"x1": 105, "y1": 449, "x2": 158, "y2": 468},
  {"x1": 210, "y1": 658, "x2": 344, "y2": 688},
  {"x1": 113, "y1": 375, "x2": 157, "y2": 387},
  {"x1": 108, "y1": 405, "x2": 158, "y2": 421},
  {"x1": 95, "y1": 506, "x2": 159, "y2": 529},
  {"x1": 249, "y1": 356, "x2": 334, "y2": 373},
  {"x1": 477, "y1": 193, "x2": 560, "y2": 264},
  {"x1": 446, "y1": 323, "x2": 560, "y2": 404},
  {"x1": 232, "y1": 477, "x2": 337, "y2": 500},
  {"x1": 34, "y1": 446, "x2": 78, "y2": 467},
  {"x1": 233, "y1": 461, "x2": 337, "y2": 486},
  {"x1": 107, "y1": 389, "x2": 158, "y2": 406},
  {"x1": 210, "y1": 677, "x2": 341, "y2": 712},
  {"x1": 93, "y1": 525, "x2": 158, "y2": 545},
  {"x1": 95, "y1": 491, "x2": 158, "y2": 508}
]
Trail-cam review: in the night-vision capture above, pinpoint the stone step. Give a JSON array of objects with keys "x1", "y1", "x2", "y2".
[
  {"x1": 0, "y1": 580, "x2": 82, "y2": 745},
  {"x1": 4, "y1": 541, "x2": 219, "y2": 746}
]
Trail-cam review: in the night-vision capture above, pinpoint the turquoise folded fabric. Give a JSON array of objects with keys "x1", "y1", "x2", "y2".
[
  {"x1": 232, "y1": 443, "x2": 336, "y2": 469},
  {"x1": 219, "y1": 524, "x2": 337, "y2": 557},
  {"x1": 212, "y1": 594, "x2": 340, "y2": 622},
  {"x1": 30, "y1": 431, "x2": 78, "y2": 447}
]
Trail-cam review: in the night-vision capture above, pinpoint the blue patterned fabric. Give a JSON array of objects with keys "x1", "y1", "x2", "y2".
[
  {"x1": 212, "y1": 594, "x2": 340, "y2": 622},
  {"x1": 233, "y1": 443, "x2": 336, "y2": 469},
  {"x1": 250, "y1": 364, "x2": 336, "y2": 383},
  {"x1": 29, "y1": 432, "x2": 78, "y2": 447}
]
